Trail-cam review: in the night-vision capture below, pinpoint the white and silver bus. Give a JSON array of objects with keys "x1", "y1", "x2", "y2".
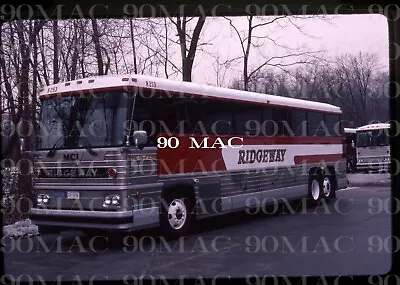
[
  {"x1": 355, "y1": 123, "x2": 390, "y2": 172},
  {"x1": 28, "y1": 74, "x2": 347, "y2": 239},
  {"x1": 344, "y1": 128, "x2": 357, "y2": 173}
]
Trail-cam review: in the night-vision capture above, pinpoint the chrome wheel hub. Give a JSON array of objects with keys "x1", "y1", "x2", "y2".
[
  {"x1": 323, "y1": 177, "x2": 331, "y2": 197},
  {"x1": 167, "y1": 199, "x2": 187, "y2": 230}
]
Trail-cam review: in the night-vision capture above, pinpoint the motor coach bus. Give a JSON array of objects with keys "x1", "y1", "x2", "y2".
[
  {"x1": 355, "y1": 123, "x2": 390, "y2": 172},
  {"x1": 28, "y1": 74, "x2": 347, "y2": 239},
  {"x1": 344, "y1": 128, "x2": 357, "y2": 173}
]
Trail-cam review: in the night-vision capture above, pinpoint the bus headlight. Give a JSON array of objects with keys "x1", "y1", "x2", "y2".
[
  {"x1": 111, "y1": 196, "x2": 120, "y2": 205},
  {"x1": 37, "y1": 194, "x2": 50, "y2": 204},
  {"x1": 103, "y1": 195, "x2": 120, "y2": 207}
]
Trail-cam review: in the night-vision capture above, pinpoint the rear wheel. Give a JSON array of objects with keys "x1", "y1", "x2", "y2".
[
  {"x1": 307, "y1": 175, "x2": 323, "y2": 207},
  {"x1": 160, "y1": 191, "x2": 194, "y2": 240},
  {"x1": 322, "y1": 175, "x2": 336, "y2": 200}
]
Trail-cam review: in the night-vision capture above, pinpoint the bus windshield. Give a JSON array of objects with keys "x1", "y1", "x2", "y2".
[
  {"x1": 37, "y1": 91, "x2": 130, "y2": 150},
  {"x1": 356, "y1": 129, "x2": 389, "y2": 147}
]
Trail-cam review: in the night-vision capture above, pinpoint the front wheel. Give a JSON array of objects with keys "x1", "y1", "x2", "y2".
[{"x1": 160, "y1": 192, "x2": 194, "y2": 240}]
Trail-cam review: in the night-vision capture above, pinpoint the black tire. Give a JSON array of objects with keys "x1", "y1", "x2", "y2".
[
  {"x1": 160, "y1": 191, "x2": 195, "y2": 240},
  {"x1": 307, "y1": 175, "x2": 323, "y2": 207},
  {"x1": 321, "y1": 175, "x2": 337, "y2": 201}
]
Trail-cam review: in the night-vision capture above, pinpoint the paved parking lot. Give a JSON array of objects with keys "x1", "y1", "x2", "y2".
[{"x1": 3, "y1": 175, "x2": 392, "y2": 280}]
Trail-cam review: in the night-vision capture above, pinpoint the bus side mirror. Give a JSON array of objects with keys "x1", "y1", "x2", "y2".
[{"x1": 132, "y1": 131, "x2": 147, "y2": 149}]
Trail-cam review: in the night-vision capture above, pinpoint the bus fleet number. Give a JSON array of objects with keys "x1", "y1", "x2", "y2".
[
  {"x1": 146, "y1": 81, "x2": 156, "y2": 88},
  {"x1": 47, "y1": 86, "x2": 58, "y2": 93}
]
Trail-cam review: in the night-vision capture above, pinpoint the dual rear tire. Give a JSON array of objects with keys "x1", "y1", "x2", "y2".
[{"x1": 308, "y1": 174, "x2": 336, "y2": 206}]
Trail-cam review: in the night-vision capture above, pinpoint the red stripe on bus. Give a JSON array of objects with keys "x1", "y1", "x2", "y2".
[
  {"x1": 157, "y1": 135, "x2": 227, "y2": 174},
  {"x1": 294, "y1": 154, "x2": 344, "y2": 164}
]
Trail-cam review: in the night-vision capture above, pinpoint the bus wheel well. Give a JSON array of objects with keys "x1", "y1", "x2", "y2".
[
  {"x1": 309, "y1": 166, "x2": 338, "y2": 192},
  {"x1": 309, "y1": 166, "x2": 337, "y2": 177},
  {"x1": 309, "y1": 167, "x2": 324, "y2": 177},
  {"x1": 160, "y1": 185, "x2": 196, "y2": 213}
]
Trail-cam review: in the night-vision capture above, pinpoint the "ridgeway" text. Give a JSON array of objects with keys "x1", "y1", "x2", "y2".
[{"x1": 238, "y1": 149, "x2": 287, "y2": 164}]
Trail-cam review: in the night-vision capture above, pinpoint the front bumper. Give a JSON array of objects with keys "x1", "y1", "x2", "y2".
[
  {"x1": 356, "y1": 162, "x2": 390, "y2": 171},
  {"x1": 30, "y1": 207, "x2": 159, "y2": 231}
]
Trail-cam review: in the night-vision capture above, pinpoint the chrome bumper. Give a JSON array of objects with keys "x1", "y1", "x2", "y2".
[{"x1": 30, "y1": 207, "x2": 159, "y2": 230}]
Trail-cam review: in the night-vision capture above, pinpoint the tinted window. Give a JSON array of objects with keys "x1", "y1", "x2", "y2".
[
  {"x1": 234, "y1": 103, "x2": 262, "y2": 136},
  {"x1": 325, "y1": 114, "x2": 340, "y2": 137},
  {"x1": 307, "y1": 111, "x2": 326, "y2": 136},
  {"x1": 201, "y1": 100, "x2": 233, "y2": 135},
  {"x1": 262, "y1": 107, "x2": 275, "y2": 136},
  {"x1": 292, "y1": 110, "x2": 307, "y2": 136},
  {"x1": 272, "y1": 107, "x2": 292, "y2": 136}
]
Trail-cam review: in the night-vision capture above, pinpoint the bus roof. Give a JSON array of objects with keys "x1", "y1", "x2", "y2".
[
  {"x1": 39, "y1": 74, "x2": 341, "y2": 114},
  {"x1": 344, "y1": 128, "x2": 357, "y2": 133},
  {"x1": 356, "y1": 123, "x2": 390, "y2": 131}
]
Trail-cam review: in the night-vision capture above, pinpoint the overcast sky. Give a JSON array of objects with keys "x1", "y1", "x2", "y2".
[{"x1": 184, "y1": 14, "x2": 389, "y2": 86}]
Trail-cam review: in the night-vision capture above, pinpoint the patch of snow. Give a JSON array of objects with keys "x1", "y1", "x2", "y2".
[{"x1": 3, "y1": 219, "x2": 39, "y2": 238}]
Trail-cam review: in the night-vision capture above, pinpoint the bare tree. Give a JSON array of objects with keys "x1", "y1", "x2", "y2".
[
  {"x1": 224, "y1": 15, "x2": 325, "y2": 91},
  {"x1": 91, "y1": 19, "x2": 104, "y2": 75},
  {"x1": 171, "y1": 16, "x2": 206, "y2": 82},
  {"x1": 211, "y1": 53, "x2": 231, "y2": 87},
  {"x1": 53, "y1": 20, "x2": 60, "y2": 83},
  {"x1": 335, "y1": 52, "x2": 381, "y2": 125}
]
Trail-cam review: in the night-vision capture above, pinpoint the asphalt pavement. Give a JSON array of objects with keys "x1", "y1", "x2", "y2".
[
  {"x1": 347, "y1": 172, "x2": 391, "y2": 187},
  {"x1": 3, "y1": 176, "x2": 392, "y2": 280}
]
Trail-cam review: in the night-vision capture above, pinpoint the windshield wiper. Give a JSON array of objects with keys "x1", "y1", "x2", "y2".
[
  {"x1": 80, "y1": 136, "x2": 98, "y2": 156},
  {"x1": 47, "y1": 137, "x2": 64, "y2": 157},
  {"x1": 47, "y1": 135, "x2": 98, "y2": 157}
]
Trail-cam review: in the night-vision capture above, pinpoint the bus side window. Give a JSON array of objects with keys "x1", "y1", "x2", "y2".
[
  {"x1": 325, "y1": 113, "x2": 340, "y2": 137},
  {"x1": 272, "y1": 107, "x2": 291, "y2": 136},
  {"x1": 233, "y1": 103, "x2": 262, "y2": 136},
  {"x1": 262, "y1": 107, "x2": 274, "y2": 136},
  {"x1": 201, "y1": 100, "x2": 233, "y2": 135},
  {"x1": 185, "y1": 98, "x2": 210, "y2": 135},
  {"x1": 292, "y1": 110, "x2": 307, "y2": 136},
  {"x1": 307, "y1": 111, "x2": 326, "y2": 136},
  {"x1": 130, "y1": 93, "x2": 157, "y2": 146}
]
